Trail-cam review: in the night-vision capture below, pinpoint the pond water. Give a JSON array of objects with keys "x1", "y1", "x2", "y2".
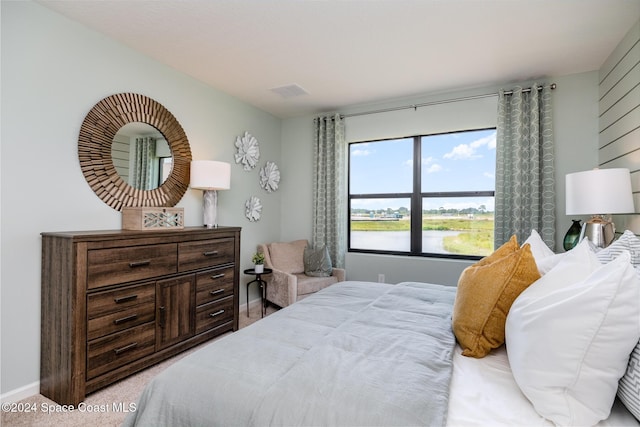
[{"x1": 350, "y1": 230, "x2": 462, "y2": 253}]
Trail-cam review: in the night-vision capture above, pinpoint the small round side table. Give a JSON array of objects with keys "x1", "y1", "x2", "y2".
[{"x1": 243, "y1": 268, "x2": 272, "y2": 318}]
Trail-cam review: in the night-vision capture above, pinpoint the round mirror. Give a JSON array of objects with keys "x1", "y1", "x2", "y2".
[
  {"x1": 78, "y1": 93, "x2": 192, "y2": 210},
  {"x1": 112, "y1": 122, "x2": 173, "y2": 190}
]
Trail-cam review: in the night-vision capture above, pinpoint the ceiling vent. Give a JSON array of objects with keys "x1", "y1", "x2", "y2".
[{"x1": 270, "y1": 84, "x2": 309, "y2": 99}]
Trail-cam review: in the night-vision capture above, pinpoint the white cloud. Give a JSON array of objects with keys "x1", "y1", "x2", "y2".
[
  {"x1": 351, "y1": 148, "x2": 372, "y2": 156},
  {"x1": 484, "y1": 172, "x2": 495, "y2": 179},
  {"x1": 444, "y1": 144, "x2": 480, "y2": 160},
  {"x1": 426, "y1": 163, "x2": 443, "y2": 173},
  {"x1": 351, "y1": 142, "x2": 373, "y2": 156},
  {"x1": 474, "y1": 133, "x2": 496, "y2": 150},
  {"x1": 443, "y1": 131, "x2": 497, "y2": 159}
]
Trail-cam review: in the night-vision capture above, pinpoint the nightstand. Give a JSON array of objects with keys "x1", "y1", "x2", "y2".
[{"x1": 244, "y1": 268, "x2": 273, "y2": 318}]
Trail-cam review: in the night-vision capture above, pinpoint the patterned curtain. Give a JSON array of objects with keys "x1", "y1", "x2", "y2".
[
  {"x1": 313, "y1": 114, "x2": 346, "y2": 268},
  {"x1": 132, "y1": 137, "x2": 156, "y2": 190},
  {"x1": 495, "y1": 84, "x2": 555, "y2": 248}
]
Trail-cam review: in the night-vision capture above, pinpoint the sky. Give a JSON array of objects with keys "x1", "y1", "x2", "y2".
[{"x1": 349, "y1": 128, "x2": 497, "y2": 212}]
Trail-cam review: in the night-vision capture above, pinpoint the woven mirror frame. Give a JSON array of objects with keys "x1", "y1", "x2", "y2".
[{"x1": 78, "y1": 93, "x2": 192, "y2": 210}]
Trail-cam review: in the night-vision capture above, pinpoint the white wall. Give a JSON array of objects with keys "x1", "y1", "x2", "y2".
[
  {"x1": 1, "y1": 1, "x2": 283, "y2": 396},
  {"x1": 281, "y1": 72, "x2": 600, "y2": 284}
]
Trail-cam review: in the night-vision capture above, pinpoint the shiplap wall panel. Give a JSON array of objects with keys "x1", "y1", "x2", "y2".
[
  {"x1": 600, "y1": 22, "x2": 640, "y2": 87},
  {"x1": 600, "y1": 41, "x2": 640, "y2": 97},
  {"x1": 599, "y1": 20, "x2": 640, "y2": 233},
  {"x1": 112, "y1": 134, "x2": 131, "y2": 184},
  {"x1": 601, "y1": 144, "x2": 640, "y2": 170},
  {"x1": 600, "y1": 128, "x2": 640, "y2": 166},
  {"x1": 599, "y1": 81, "x2": 640, "y2": 133},
  {"x1": 600, "y1": 62, "x2": 640, "y2": 114},
  {"x1": 600, "y1": 107, "x2": 640, "y2": 149}
]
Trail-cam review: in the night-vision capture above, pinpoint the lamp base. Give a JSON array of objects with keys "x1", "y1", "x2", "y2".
[
  {"x1": 579, "y1": 215, "x2": 615, "y2": 249},
  {"x1": 202, "y1": 189, "x2": 218, "y2": 228}
]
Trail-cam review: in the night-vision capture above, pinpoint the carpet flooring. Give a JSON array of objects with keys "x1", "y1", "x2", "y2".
[{"x1": 2, "y1": 303, "x2": 276, "y2": 427}]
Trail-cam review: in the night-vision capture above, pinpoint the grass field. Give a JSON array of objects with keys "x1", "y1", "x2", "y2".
[{"x1": 351, "y1": 215, "x2": 494, "y2": 256}]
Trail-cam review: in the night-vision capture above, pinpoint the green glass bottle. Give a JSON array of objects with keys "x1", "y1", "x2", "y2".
[{"x1": 563, "y1": 219, "x2": 582, "y2": 251}]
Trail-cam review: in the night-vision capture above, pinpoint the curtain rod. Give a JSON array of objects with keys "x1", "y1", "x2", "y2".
[{"x1": 341, "y1": 83, "x2": 556, "y2": 119}]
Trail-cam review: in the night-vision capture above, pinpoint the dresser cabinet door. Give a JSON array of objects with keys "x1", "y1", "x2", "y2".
[{"x1": 156, "y1": 275, "x2": 195, "y2": 350}]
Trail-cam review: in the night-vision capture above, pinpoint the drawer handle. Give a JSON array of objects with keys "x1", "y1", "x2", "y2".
[
  {"x1": 128, "y1": 260, "x2": 151, "y2": 268},
  {"x1": 159, "y1": 306, "x2": 166, "y2": 328},
  {"x1": 114, "y1": 294, "x2": 138, "y2": 304},
  {"x1": 210, "y1": 273, "x2": 225, "y2": 280},
  {"x1": 113, "y1": 342, "x2": 138, "y2": 356},
  {"x1": 210, "y1": 288, "x2": 225, "y2": 296},
  {"x1": 209, "y1": 309, "x2": 225, "y2": 318},
  {"x1": 113, "y1": 314, "x2": 138, "y2": 325},
  {"x1": 203, "y1": 251, "x2": 219, "y2": 257}
]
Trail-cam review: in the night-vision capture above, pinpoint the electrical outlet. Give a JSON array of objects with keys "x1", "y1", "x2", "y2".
[{"x1": 378, "y1": 274, "x2": 385, "y2": 283}]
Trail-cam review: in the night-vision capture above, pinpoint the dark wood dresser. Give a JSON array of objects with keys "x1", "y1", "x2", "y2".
[{"x1": 40, "y1": 226, "x2": 241, "y2": 405}]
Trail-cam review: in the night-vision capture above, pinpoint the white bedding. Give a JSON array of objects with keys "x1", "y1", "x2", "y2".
[{"x1": 447, "y1": 344, "x2": 639, "y2": 426}]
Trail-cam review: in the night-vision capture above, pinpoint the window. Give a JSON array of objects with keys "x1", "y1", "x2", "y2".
[{"x1": 348, "y1": 128, "x2": 496, "y2": 259}]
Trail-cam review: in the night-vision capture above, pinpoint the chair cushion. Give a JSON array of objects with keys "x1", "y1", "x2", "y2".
[
  {"x1": 295, "y1": 274, "x2": 338, "y2": 296},
  {"x1": 304, "y1": 245, "x2": 333, "y2": 277},
  {"x1": 269, "y1": 240, "x2": 308, "y2": 274}
]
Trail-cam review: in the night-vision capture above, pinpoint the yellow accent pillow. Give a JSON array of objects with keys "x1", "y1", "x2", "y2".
[
  {"x1": 476, "y1": 234, "x2": 519, "y2": 266},
  {"x1": 452, "y1": 236, "x2": 541, "y2": 358}
]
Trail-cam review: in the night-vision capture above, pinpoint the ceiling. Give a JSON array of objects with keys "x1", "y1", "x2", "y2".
[{"x1": 39, "y1": 0, "x2": 640, "y2": 119}]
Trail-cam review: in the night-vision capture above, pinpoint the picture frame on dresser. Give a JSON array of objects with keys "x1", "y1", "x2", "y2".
[{"x1": 40, "y1": 226, "x2": 241, "y2": 405}]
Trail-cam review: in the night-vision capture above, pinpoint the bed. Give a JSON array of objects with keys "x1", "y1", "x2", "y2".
[
  {"x1": 124, "y1": 232, "x2": 640, "y2": 427},
  {"x1": 123, "y1": 284, "x2": 639, "y2": 426}
]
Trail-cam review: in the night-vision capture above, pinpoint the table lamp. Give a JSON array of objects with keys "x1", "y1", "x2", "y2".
[
  {"x1": 565, "y1": 168, "x2": 634, "y2": 248},
  {"x1": 190, "y1": 160, "x2": 231, "y2": 228}
]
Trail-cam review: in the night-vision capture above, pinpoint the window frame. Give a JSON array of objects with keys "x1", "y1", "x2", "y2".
[{"x1": 347, "y1": 127, "x2": 496, "y2": 260}]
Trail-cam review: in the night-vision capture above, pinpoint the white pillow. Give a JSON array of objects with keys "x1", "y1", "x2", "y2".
[
  {"x1": 618, "y1": 340, "x2": 640, "y2": 421},
  {"x1": 506, "y1": 248, "x2": 640, "y2": 426},
  {"x1": 534, "y1": 251, "x2": 566, "y2": 275},
  {"x1": 523, "y1": 229, "x2": 555, "y2": 262},
  {"x1": 596, "y1": 230, "x2": 640, "y2": 266},
  {"x1": 524, "y1": 228, "x2": 571, "y2": 275},
  {"x1": 512, "y1": 238, "x2": 597, "y2": 298}
]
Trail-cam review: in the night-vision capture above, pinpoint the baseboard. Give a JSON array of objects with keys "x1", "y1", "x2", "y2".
[
  {"x1": 0, "y1": 381, "x2": 39, "y2": 403},
  {"x1": 240, "y1": 298, "x2": 263, "y2": 316}
]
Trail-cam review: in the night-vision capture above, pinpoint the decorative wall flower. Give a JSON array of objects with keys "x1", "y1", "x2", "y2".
[
  {"x1": 245, "y1": 196, "x2": 262, "y2": 222},
  {"x1": 259, "y1": 161, "x2": 280, "y2": 193},
  {"x1": 234, "y1": 131, "x2": 259, "y2": 171}
]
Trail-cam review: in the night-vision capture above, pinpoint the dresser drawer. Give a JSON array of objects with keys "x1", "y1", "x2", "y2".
[
  {"x1": 178, "y1": 238, "x2": 235, "y2": 272},
  {"x1": 87, "y1": 283, "x2": 156, "y2": 341},
  {"x1": 195, "y1": 267, "x2": 235, "y2": 307},
  {"x1": 87, "y1": 323, "x2": 155, "y2": 379},
  {"x1": 87, "y1": 243, "x2": 177, "y2": 289},
  {"x1": 195, "y1": 297, "x2": 234, "y2": 335}
]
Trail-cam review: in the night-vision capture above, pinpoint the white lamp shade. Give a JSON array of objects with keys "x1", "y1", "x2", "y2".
[
  {"x1": 190, "y1": 160, "x2": 231, "y2": 190},
  {"x1": 566, "y1": 168, "x2": 634, "y2": 215}
]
